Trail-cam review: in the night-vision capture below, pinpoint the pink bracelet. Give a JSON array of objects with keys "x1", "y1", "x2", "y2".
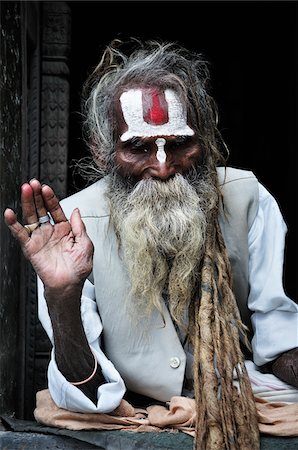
[{"x1": 70, "y1": 351, "x2": 98, "y2": 386}]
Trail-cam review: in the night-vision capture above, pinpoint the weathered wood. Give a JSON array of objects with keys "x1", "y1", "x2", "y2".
[
  {"x1": 0, "y1": 1, "x2": 22, "y2": 417},
  {"x1": 40, "y1": 1, "x2": 71, "y2": 201}
]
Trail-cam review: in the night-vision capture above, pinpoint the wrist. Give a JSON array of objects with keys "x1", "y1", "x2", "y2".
[{"x1": 44, "y1": 282, "x2": 83, "y2": 308}]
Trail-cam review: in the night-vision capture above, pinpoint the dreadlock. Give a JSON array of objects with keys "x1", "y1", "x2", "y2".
[
  {"x1": 81, "y1": 38, "x2": 260, "y2": 450},
  {"x1": 191, "y1": 216, "x2": 259, "y2": 449}
]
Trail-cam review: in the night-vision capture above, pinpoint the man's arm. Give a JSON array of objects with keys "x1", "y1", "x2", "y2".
[
  {"x1": 38, "y1": 276, "x2": 126, "y2": 412},
  {"x1": 271, "y1": 348, "x2": 298, "y2": 388},
  {"x1": 45, "y1": 283, "x2": 105, "y2": 403},
  {"x1": 260, "y1": 347, "x2": 298, "y2": 389},
  {"x1": 247, "y1": 182, "x2": 298, "y2": 388},
  {"x1": 4, "y1": 179, "x2": 125, "y2": 410}
]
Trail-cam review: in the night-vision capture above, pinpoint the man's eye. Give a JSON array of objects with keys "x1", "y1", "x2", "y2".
[
  {"x1": 172, "y1": 137, "x2": 190, "y2": 147},
  {"x1": 131, "y1": 145, "x2": 149, "y2": 153}
]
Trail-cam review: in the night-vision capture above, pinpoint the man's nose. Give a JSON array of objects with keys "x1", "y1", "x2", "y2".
[{"x1": 147, "y1": 156, "x2": 176, "y2": 180}]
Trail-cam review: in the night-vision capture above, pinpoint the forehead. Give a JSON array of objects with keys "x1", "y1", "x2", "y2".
[{"x1": 117, "y1": 87, "x2": 194, "y2": 142}]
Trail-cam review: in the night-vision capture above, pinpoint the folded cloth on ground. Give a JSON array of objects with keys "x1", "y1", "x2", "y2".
[{"x1": 34, "y1": 389, "x2": 298, "y2": 437}]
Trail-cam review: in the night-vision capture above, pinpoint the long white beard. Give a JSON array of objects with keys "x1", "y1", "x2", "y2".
[{"x1": 108, "y1": 172, "x2": 217, "y2": 324}]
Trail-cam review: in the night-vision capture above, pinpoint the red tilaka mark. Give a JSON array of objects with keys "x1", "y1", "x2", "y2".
[{"x1": 142, "y1": 90, "x2": 169, "y2": 125}]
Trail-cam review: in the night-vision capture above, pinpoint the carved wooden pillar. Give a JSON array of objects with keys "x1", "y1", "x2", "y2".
[
  {"x1": 22, "y1": 1, "x2": 71, "y2": 419},
  {"x1": 40, "y1": 1, "x2": 70, "y2": 200},
  {"x1": 0, "y1": 0, "x2": 23, "y2": 419}
]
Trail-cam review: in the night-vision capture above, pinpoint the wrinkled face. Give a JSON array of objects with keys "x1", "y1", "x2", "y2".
[{"x1": 114, "y1": 87, "x2": 202, "y2": 181}]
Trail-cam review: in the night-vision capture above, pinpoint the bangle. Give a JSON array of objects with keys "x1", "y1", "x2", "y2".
[{"x1": 70, "y1": 350, "x2": 98, "y2": 386}]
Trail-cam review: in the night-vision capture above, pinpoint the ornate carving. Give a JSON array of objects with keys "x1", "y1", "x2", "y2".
[
  {"x1": 42, "y1": 1, "x2": 71, "y2": 58},
  {"x1": 27, "y1": 28, "x2": 41, "y2": 180},
  {"x1": 39, "y1": 2, "x2": 70, "y2": 201}
]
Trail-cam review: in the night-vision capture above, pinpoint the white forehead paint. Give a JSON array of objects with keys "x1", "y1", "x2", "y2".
[
  {"x1": 155, "y1": 138, "x2": 166, "y2": 163},
  {"x1": 119, "y1": 89, "x2": 194, "y2": 141}
]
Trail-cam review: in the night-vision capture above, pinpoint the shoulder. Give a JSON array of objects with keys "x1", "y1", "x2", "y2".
[
  {"x1": 217, "y1": 166, "x2": 257, "y2": 185},
  {"x1": 216, "y1": 166, "x2": 259, "y2": 197},
  {"x1": 60, "y1": 177, "x2": 110, "y2": 219},
  {"x1": 216, "y1": 166, "x2": 259, "y2": 229}
]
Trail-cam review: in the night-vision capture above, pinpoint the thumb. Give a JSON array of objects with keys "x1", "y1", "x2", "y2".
[{"x1": 69, "y1": 208, "x2": 86, "y2": 239}]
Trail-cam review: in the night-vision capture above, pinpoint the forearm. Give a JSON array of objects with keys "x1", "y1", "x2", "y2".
[
  {"x1": 271, "y1": 347, "x2": 298, "y2": 389},
  {"x1": 45, "y1": 284, "x2": 105, "y2": 404},
  {"x1": 259, "y1": 347, "x2": 298, "y2": 389}
]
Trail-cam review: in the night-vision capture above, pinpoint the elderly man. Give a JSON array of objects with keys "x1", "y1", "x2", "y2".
[{"x1": 4, "y1": 39, "x2": 298, "y2": 449}]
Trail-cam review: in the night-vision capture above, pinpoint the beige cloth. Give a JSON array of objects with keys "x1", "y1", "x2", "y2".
[{"x1": 34, "y1": 389, "x2": 298, "y2": 437}]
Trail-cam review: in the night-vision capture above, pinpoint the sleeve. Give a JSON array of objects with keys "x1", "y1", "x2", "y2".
[
  {"x1": 247, "y1": 183, "x2": 298, "y2": 366},
  {"x1": 37, "y1": 276, "x2": 126, "y2": 413}
]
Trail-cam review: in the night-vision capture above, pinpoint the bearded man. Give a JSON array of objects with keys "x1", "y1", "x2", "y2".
[{"x1": 4, "y1": 40, "x2": 298, "y2": 450}]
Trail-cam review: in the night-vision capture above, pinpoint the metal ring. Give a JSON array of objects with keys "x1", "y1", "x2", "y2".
[
  {"x1": 38, "y1": 214, "x2": 50, "y2": 224},
  {"x1": 24, "y1": 222, "x2": 40, "y2": 236}
]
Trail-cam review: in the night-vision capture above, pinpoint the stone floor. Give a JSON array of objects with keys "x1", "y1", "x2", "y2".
[
  {"x1": 1, "y1": 415, "x2": 298, "y2": 450},
  {"x1": 0, "y1": 431, "x2": 99, "y2": 449}
]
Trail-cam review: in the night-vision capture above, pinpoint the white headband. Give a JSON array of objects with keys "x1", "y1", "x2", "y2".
[{"x1": 119, "y1": 88, "x2": 194, "y2": 141}]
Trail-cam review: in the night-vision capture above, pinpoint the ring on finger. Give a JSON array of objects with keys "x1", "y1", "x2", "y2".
[
  {"x1": 24, "y1": 222, "x2": 40, "y2": 236},
  {"x1": 39, "y1": 214, "x2": 50, "y2": 225}
]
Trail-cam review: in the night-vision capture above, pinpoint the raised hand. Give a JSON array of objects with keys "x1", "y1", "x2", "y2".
[
  {"x1": 5, "y1": 180, "x2": 104, "y2": 399},
  {"x1": 4, "y1": 179, "x2": 94, "y2": 294}
]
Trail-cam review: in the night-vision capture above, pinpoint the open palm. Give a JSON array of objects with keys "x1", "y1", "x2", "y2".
[{"x1": 4, "y1": 179, "x2": 94, "y2": 290}]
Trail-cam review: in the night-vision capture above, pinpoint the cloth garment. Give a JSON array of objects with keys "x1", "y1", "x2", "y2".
[
  {"x1": 34, "y1": 389, "x2": 298, "y2": 437},
  {"x1": 37, "y1": 167, "x2": 298, "y2": 413},
  {"x1": 244, "y1": 360, "x2": 298, "y2": 403}
]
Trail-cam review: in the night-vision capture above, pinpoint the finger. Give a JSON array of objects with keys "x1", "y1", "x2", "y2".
[
  {"x1": 4, "y1": 208, "x2": 31, "y2": 245},
  {"x1": 21, "y1": 182, "x2": 38, "y2": 224},
  {"x1": 29, "y1": 179, "x2": 48, "y2": 220},
  {"x1": 70, "y1": 208, "x2": 86, "y2": 238},
  {"x1": 4, "y1": 208, "x2": 17, "y2": 226},
  {"x1": 41, "y1": 184, "x2": 67, "y2": 223}
]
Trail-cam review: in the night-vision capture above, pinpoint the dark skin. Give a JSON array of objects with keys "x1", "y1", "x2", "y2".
[
  {"x1": 115, "y1": 134, "x2": 201, "y2": 181},
  {"x1": 113, "y1": 89, "x2": 202, "y2": 181},
  {"x1": 3, "y1": 88, "x2": 298, "y2": 407},
  {"x1": 260, "y1": 347, "x2": 298, "y2": 388}
]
